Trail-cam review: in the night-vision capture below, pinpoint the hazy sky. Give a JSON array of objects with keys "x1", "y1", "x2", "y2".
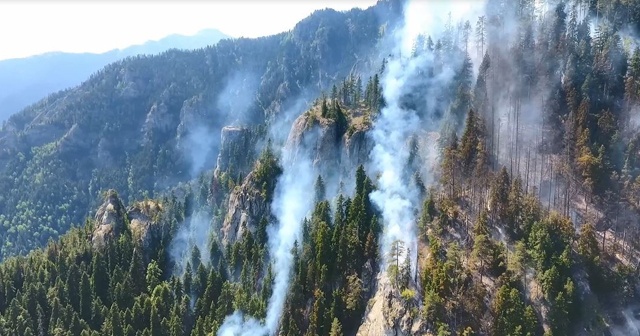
[{"x1": 0, "y1": 1, "x2": 377, "y2": 61}]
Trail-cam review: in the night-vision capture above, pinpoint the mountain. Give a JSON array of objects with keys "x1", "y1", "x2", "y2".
[
  {"x1": 0, "y1": 0, "x2": 402, "y2": 259},
  {"x1": 1, "y1": 0, "x2": 640, "y2": 335},
  {"x1": 0, "y1": 28, "x2": 230, "y2": 122}
]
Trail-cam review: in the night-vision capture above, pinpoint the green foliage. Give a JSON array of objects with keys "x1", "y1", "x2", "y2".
[
  {"x1": 2, "y1": 2, "x2": 640, "y2": 335},
  {"x1": 253, "y1": 142, "x2": 283, "y2": 202},
  {"x1": 281, "y1": 166, "x2": 379, "y2": 335},
  {"x1": 400, "y1": 289, "x2": 416, "y2": 301},
  {"x1": 387, "y1": 240, "x2": 406, "y2": 290},
  {"x1": 491, "y1": 284, "x2": 537, "y2": 336},
  {"x1": 0, "y1": 1, "x2": 392, "y2": 261},
  {"x1": 329, "y1": 317, "x2": 343, "y2": 336}
]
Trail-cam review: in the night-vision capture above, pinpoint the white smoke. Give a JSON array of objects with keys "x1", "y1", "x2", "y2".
[
  {"x1": 369, "y1": 53, "x2": 422, "y2": 276},
  {"x1": 184, "y1": 125, "x2": 218, "y2": 178},
  {"x1": 169, "y1": 69, "x2": 261, "y2": 274},
  {"x1": 217, "y1": 311, "x2": 266, "y2": 336},
  {"x1": 169, "y1": 211, "x2": 212, "y2": 275},
  {"x1": 217, "y1": 124, "x2": 315, "y2": 336},
  {"x1": 369, "y1": 0, "x2": 484, "y2": 277}
]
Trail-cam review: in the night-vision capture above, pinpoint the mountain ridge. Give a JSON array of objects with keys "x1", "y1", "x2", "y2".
[
  {"x1": 1, "y1": 0, "x2": 640, "y2": 335},
  {"x1": 0, "y1": 0, "x2": 400, "y2": 259},
  {"x1": 0, "y1": 28, "x2": 231, "y2": 122}
]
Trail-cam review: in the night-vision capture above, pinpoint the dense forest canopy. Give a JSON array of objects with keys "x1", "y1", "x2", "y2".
[
  {"x1": 1, "y1": 0, "x2": 640, "y2": 335},
  {"x1": 0, "y1": 0, "x2": 402, "y2": 259}
]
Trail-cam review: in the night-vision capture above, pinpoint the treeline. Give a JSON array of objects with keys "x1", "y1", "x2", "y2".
[
  {"x1": 279, "y1": 167, "x2": 379, "y2": 336},
  {"x1": 0, "y1": 0, "x2": 399, "y2": 261},
  {"x1": 0, "y1": 156, "x2": 384, "y2": 336},
  {"x1": 426, "y1": 102, "x2": 637, "y2": 334}
]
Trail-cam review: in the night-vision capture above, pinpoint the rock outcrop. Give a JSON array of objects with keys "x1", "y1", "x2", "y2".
[
  {"x1": 92, "y1": 190, "x2": 126, "y2": 249},
  {"x1": 284, "y1": 108, "x2": 372, "y2": 174},
  {"x1": 175, "y1": 94, "x2": 209, "y2": 149},
  {"x1": 57, "y1": 123, "x2": 91, "y2": 154},
  {"x1": 142, "y1": 102, "x2": 174, "y2": 145},
  {"x1": 357, "y1": 275, "x2": 428, "y2": 336},
  {"x1": 220, "y1": 170, "x2": 268, "y2": 246},
  {"x1": 343, "y1": 128, "x2": 372, "y2": 171},
  {"x1": 215, "y1": 126, "x2": 253, "y2": 178},
  {"x1": 127, "y1": 200, "x2": 167, "y2": 254},
  {"x1": 285, "y1": 112, "x2": 340, "y2": 168},
  {"x1": 210, "y1": 125, "x2": 255, "y2": 208},
  {"x1": 91, "y1": 190, "x2": 168, "y2": 252}
]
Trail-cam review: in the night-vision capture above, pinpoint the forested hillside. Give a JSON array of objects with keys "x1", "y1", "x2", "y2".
[
  {"x1": 0, "y1": 1, "x2": 402, "y2": 259},
  {"x1": 0, "y1": 28, "x2": 230, "y2": 122},
  {"x1": 1, "y1": 0, "x2": 640, "y2": 335}
]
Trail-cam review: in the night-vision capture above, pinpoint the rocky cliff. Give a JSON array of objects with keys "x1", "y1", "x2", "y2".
[
  {"x1": 92, "y1": 190, "x2": 127, "y2": 249},
  {"x1": 220, "y1": 170, "x2": 268, "y2": 247},
  {"x1": 284, "y1": 103, "x2": 373, "y2": 176},
  {"x1": 214, "y1": 125, "x2": 254, "y2": 179},
  {"x1": 357, "y1": 275, "x2": 428, "y2": 336},
  {"x1": 218, "y1": 103, "x2": 373, "y2": 247},
  {"x1": 127, "y1": 200, "x2": 168, "y2": 255},
  {"x1": 91, "y1": 190, "x2": 168, "y2": 253}
]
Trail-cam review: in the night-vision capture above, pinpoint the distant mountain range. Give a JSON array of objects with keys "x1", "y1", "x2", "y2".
[{"x1": 0, "y1": 28, "x2": 230, "y2": 122}]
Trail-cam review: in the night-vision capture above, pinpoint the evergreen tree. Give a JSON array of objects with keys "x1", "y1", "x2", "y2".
[{"x1": 329, "y1": 317, "x2": 344, "y2": 336}]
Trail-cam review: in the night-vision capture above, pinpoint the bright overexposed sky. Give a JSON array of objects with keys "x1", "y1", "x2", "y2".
[{"x1": 0, "y1": 1, "x2": 378, "y2": 61}]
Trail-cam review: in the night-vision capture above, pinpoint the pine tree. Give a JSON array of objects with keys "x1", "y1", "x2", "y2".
[
  {"x1": 329, "y1": 317, "x2": 343, "y2": 336},
  {"x1": 460, "y1": 109, "x2": 479, "y2": 178},
  {"x1": 490, "y1": 167, "x2": 511, "y2": 221},
  {"x1": 146, "y1": 261, "x2": 162, "y2": 293},
  {"x1": 315, "y1": 175, "x2": 326, "y2": 203},
  {"x1": 387, "y1": 240, "x2": 406, "y2": 289},
  {"x1": 471, "y1": 234, "x2": 491, "y2": 282},
  {"x1": 491, "y1": 285, "x2": 526, "y2": 335},
  {"x1": 80, "y1": 272, "x2": 93, "y2": 322},
  {"x1": 307, "y1": 289, "x2": 327, "y2": 336},
  {"x1": 475, "y1": 16, "x2": 486, "y2": 57},
  {"x1": 321, "y1": 99, "x2": 329, "y2": 118},
  {"x1": 441, "y1": 134, "x2": 460, "y2": 198},
  {"x1": 401, "y1": 248, "x2": 412, "y2": 289},
  {"x1": 91, "y1": 253, "x2": 109, "y2": 304},
  {"x1": 109, "y1": 304, "x2": 124, "y2": 336},
  {"x1": 129, "y1": 248, "x2": 146, "y2": 294}
]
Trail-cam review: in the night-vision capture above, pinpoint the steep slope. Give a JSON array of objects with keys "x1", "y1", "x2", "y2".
[
  {"x1": 0, "y1": 1, "x2": 402, "y2": 259},
  {"x1": 0, "y1": 29, "x2": 230, "y2": 122},
  {"x1": 220, "y1": 94, "x2": 376, "y2": 248},
  {"x1": 3, "y1": 1, "x2": 640, "y2": 336}
]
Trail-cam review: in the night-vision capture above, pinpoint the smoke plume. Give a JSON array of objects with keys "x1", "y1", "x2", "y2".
[
  {"x1": 369, "y1": 0, "x2": 484, "y2": 276},
  {"x1": 169, "y1": 70, "x2": 261, "y2": 274},
  {"x1": 184, "y1": 125, "x2": 218, "y2": 178},
  {"x1": 169, "y1": 211, "x2": 212, "y2": 275},
  {"x1": 217, "y1": 110, "x2": 315, "y2": 336}
]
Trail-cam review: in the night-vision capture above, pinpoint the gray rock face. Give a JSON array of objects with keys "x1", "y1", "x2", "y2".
[
  {"x1": 142, "y1": 102, "x2": 173, "y2": 145},
  {"x1": 342, "y1": 129, "x2": 372, "y2": 171},
  {"x1": 285, "y1": 112, "x2": 371, "y2": 173},
  {"x1": 218, "y1": 108, "x2": 372, "y2": 247},
  {"x1": 215, "y1": 126, "x2": 252, "y2": 177},
  {"x1": 175, "y1": 95, "x2": 208, "y2": 149},
  {"x1": 127, "y1": 200, "x2": 168, "y2": 258},
  {"x1": 211, "y1": 125, "x2": 256, "y2": 216},
  {"x1": 91, "y1": 191, "x2": 169, "y2": 253},
  {"x1": 58, "y1": 123, "x2": 90, "y2": 154},
  {"x1": 116, "y1": 67, "x2": 144, "y2": 99},
  {"x1": 220, "y1": 170, "x2": 267, "y2": 246},
  {"x1": 285, "y1": 114, "x2": 337, "y2": 167},
  {"x1": 92, "y1": 190, "x2": 126, "y2": 249},
  {"x1": 357, "y1": 275, "x2": 428, "y2": 336}
]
